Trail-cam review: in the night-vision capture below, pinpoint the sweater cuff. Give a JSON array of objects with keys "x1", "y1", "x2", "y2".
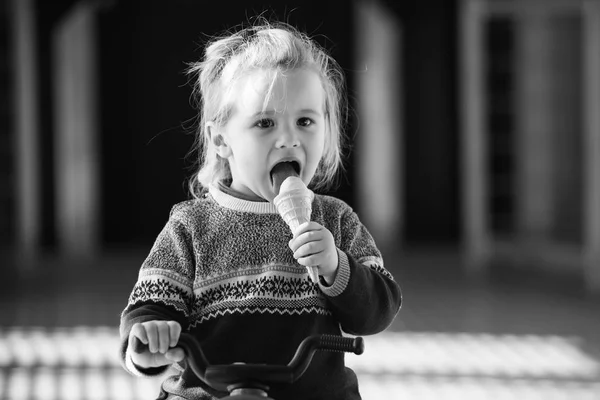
[{"x1": 319, "y1": 249, "x2": 350, "y2": 297}]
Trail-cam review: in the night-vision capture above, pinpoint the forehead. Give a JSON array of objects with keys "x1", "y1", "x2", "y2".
[{"x1": 226, "y1": 68, "x2": 325, "y2": 116}]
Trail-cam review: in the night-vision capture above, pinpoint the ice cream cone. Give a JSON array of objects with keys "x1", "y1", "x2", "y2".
[
  {"x1": 274, "y1": 190, "x2": 312, "y2": 230},
  {"x1": 274, "y1": 183, "x2": 319, "y2": 283}
]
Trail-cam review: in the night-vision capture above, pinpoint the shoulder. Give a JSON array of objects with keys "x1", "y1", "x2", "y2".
[
  {"x1": 313, "y1": 193, "x2": 355, "y2": 222},
  {"x1": 314, "y1": 193, "x2": 353, "y2": 212},
  {"x1": 168, "y1": 197, "x2": 212, "y2": 225}
]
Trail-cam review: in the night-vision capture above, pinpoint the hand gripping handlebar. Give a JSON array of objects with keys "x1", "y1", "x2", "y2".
[{"x1": 132, "y1": 333, "x2": 364, "y2": 392}]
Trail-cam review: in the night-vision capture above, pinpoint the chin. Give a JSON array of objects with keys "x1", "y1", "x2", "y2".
[{"x1": 264, "y1": 191, "x2": 276, "y2": 203}]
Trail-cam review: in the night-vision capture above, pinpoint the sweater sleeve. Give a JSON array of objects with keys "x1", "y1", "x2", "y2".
[
  {"x1": 318, "y1": 209, "x2": 401, "y2": 335},
  {"x1": 119, "y1": 206, "x2": 196, "y2": 376}
]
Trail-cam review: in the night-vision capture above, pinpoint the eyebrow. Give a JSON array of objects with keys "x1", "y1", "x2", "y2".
[
  {"x1": 250, "y1": 110, "x2": 276, "y2": 119},
  {"x1": 250, "y1": 108, "x2": 323, "y2": 118},
  {"x1": 299, "y1": 108, "x2": 323, "y2": 116}
]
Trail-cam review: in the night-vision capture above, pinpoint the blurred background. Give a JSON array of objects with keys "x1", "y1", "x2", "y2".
[{"x1": 1, "y1": 0, "x2": 600, "y2": 398}]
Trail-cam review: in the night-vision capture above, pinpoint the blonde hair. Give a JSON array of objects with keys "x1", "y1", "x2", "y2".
[{"x1": 186, "y1": 20, "x2": 348, "y2": 199}]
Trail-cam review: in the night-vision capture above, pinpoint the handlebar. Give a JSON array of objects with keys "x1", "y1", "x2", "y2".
[{"x1": 132, "y1": 333, "x2": 364, "y2": 392}]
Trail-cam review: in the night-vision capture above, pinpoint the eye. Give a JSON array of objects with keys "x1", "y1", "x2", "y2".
[
  {"x1": 255, "y1": 118, "x2": 274, "y2": 129},
  {"x1": 297, "y1": 117, "x2": 314, "y2": 127}
]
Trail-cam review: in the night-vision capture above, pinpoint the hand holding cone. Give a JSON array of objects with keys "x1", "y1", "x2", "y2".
[{"x1": 272, "y1": 164, "x2": 320, "y2": 283}]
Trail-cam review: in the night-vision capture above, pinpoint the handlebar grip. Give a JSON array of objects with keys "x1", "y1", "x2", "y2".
[
  {"x1": 287, "y1": 334, "x2": 365, "y2": 381},
  {"x1": 318, "y1": 335, "x2": 364, "y2": 355}
]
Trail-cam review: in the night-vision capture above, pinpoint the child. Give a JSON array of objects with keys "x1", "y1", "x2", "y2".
[{"x1": 119, "y1": 19, "x2": 401, "y2": 400}]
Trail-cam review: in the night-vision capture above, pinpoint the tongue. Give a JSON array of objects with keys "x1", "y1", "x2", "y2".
[{"x1": 271, "y1": 162, "x2": 299, "y2": 194}]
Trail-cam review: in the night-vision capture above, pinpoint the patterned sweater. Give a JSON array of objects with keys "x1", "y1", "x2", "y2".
[{"x1": 119, "y1": 183, "x2": 401, "y2": 400}]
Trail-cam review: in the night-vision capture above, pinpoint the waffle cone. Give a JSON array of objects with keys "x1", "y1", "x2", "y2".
[
  {"x1": 274, "y1": 189, "x2": 314, "y2": 234},
  {"x1": 274, "y1": 188, "x2": 319, "y2": 283}
]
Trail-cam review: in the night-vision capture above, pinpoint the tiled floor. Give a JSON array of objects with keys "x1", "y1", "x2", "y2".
[
  {"x1": 1, "y1": 247, "x2": 599, "y2": 399},
  {"x1": 1, "y1": 327, "x2": 598, "y2": 400}
]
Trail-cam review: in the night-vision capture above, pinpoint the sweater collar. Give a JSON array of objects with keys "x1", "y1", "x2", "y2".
[{"x1": 209, "y1": 183, "x2": 278, "y2": 214}]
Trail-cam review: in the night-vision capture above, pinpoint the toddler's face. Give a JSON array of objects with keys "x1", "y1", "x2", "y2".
[{"x1": 215, "y1": 68, "x2": 326, "y2": 202}]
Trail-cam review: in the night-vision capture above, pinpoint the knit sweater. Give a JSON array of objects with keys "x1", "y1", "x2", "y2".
[{"x1": 119, "y1": 183, "x2": 401, "y2": 400}]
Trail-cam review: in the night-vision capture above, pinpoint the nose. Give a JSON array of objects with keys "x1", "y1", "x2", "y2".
[{"x1": 275, "y1": 126, "x2": 300, "y2": 148}]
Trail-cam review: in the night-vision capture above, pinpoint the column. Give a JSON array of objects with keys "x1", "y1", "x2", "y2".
[
  {"x1": 460, "y1": 0, "x2": 490, "y2": 275},
  {"x1": 10, "y1": 0, "x2": 41, "y2": 264},
  {"x1": 354, "y1": 0, "x2": 403, "y2": 250},
  {"x1": 583, "y1": 0, "x2": 600, "y2": 293},
  {"x1": 514, "y1": 14, "x2": 558, "y2": 243},
  {"x1": 52, "y1": 2, "x2": 101, "y2": 258},
  {"x1": 514, "y1": 11, "x2": 583, "y2": 250}
]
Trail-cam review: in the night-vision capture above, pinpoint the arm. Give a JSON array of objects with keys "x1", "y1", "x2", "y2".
[
  {"x1": 319, "y1": 210, "x2": 401, "y2": 335},
  {"x1": 119, "y1": 208, "x2": 196, "y2": 376},
  {"x1": 319, "y1": 250, "x2": 401, "y2": 335},
  {"x1": 120, "y1": 305, "x2": 187, "y2": 376}
]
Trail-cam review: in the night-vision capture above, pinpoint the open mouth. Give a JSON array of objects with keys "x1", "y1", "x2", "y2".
[
  {"x1": 270, "y1": 161, "x2": 301, "y2": 187},
  {"x1": 286, "y1": 161, "x2": 301, "y2": 175}
]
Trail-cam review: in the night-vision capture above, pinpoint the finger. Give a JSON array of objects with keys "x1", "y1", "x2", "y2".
[
  {"x1": 297, "y1": 245, "x2": 326, "y2": 264},
  {"x1": 167, "y1": 321, "x2": 182, "y2": 348},
  {"x1": 297, "y1": 253, "x2": 322, "y2": 268},
  {"x1": 293, "y1": 240, "x2": 324, "y2": 260},
  {"x1": 289, "y1": 227, "x2": 314, "y2": 252},
  {"x1": 145, "y1": 323, "x2": 159, "y2": 353},
  {"x1": 130, "y1": 323, "x2": 149, "y2": 346},
  {"x1": 165, "y1": 347, "x2": 185, "y2": 362},
  {"x1": 290, "y1": 229, "x2": 323, "y2": 253},
  {"x1": 292, "y1": 221, "x2": 314, "y2": 238},
  {"x1": 157, "y1": 323, "x2": 170, "y2": 354}
]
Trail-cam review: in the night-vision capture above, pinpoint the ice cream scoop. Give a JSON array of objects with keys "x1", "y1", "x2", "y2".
[
  {"x1": 279, "y1": 176, "x2": 307, "y2": 194},
  {"x1": 271, "y1": 163, "x2": 319, "y2": 283},
  {"x1": 271, "y1": 162, "x2": 299, "y2": 193}
]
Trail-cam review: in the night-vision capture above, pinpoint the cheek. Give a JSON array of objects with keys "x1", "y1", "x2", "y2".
[
  {"x1": 230, "y1": 134, "x2": 257, "y2": 154},
  {"x1": 314, "y1": 129, "x2": 326, "y2": 155},
  {"x1": 236, "y1": 140, "x2": 268, "y2": 166},
  {"x1": 308, "y1": 135, "x2": 326, "y2": 169}
]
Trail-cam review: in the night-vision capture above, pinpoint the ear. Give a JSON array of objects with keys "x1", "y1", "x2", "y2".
[{"x1": 207, "y1": 122, "x2": 232, "y2": 158}]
